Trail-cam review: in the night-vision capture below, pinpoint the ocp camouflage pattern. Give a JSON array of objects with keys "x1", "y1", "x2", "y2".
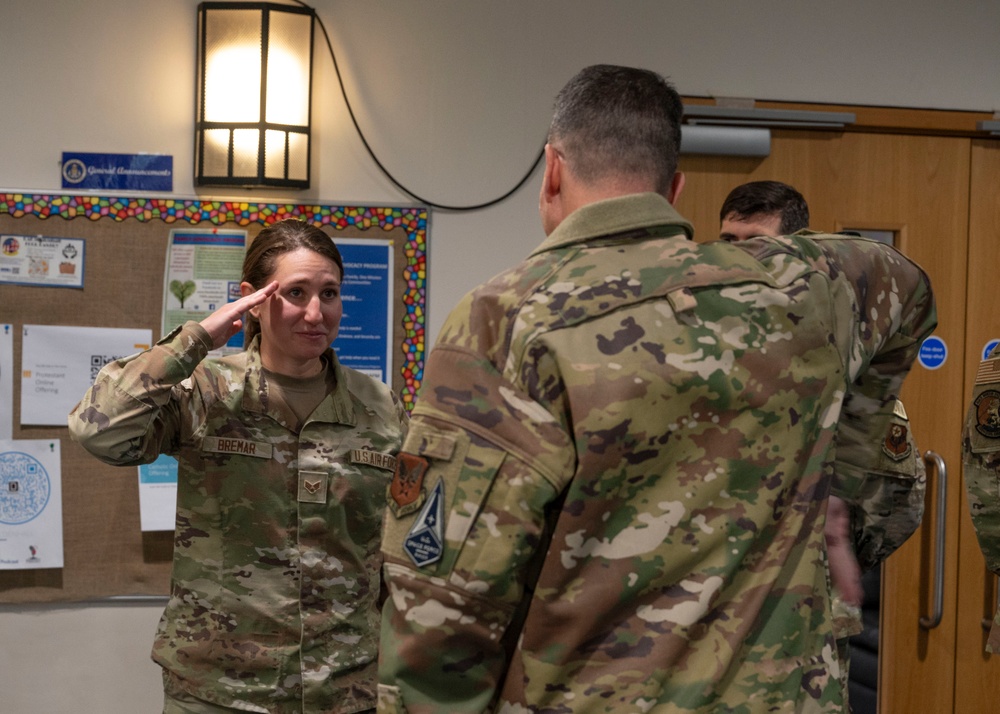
[
  {"x1": 963, "y1": 344, "x2": 1000, "y2": 652},
  {"x1": 377, "y1": 194, "x2": 936, "y2": 713},
  {"x1": 845, "y1": 400, "x2": 925, "y2": 573},
  {"x1": 831, "y1": 398, "x2": 925, "y2": 638},
  {"x1": 830, "y1": 399, "x2": 924, "y2": 694},
  {"x1": 69, "y1": 321, "x2": 408, "y2": 713}
]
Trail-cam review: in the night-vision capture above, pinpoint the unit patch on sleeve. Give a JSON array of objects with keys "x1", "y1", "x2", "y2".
[
  {"x1": 388, "y1": 452, "x2": 429, "y2": 518},
  {"x1": 882, "y1": 422, "x2": 911, "y2": 461},
  {"x1": 974, "y1": 389, "x2": 1000, "y2": 439}
]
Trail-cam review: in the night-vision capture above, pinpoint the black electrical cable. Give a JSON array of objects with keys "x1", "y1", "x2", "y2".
[{"x1": 292, "y1": 0, "x2": 546, "y2": 212}]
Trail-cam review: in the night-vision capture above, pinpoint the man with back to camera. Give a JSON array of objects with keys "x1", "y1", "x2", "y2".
[
  {"x1": 376, "y1": 65, "x2": 937, "y2": 713},
  {"x1": 720, "y1": 180, "x2": 929, "y2": 709}
]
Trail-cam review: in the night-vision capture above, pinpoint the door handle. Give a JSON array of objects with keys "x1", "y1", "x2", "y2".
[{"x1": 919, "y1": 450, "x2": 946, "y2": 630}]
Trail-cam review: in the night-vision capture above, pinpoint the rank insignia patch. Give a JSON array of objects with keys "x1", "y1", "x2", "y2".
[
  {"x1": 388, "y1": 452, "x2": 428, "y2": 518},
  {"x1": 298, "y1": 471, "x2": 329, "y2": 503},
  {"x1": 882, "y1": 422, "x2": 911, "y2": 461},
  {"x1": 974, "y1": 389, "x2": 1000, "y2": 439},
  {"x1": 403, "y1": 479, "x2": 445, "y2": 568}
]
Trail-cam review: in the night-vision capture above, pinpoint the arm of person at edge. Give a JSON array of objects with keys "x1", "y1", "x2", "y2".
[
  {"x1": 963, "y1": 343, "x2": 1000, "y2": 652},
  {"x1": 806, "y1": 232, "x2": 936, "y2": 609},
  {"x1": 376, "y1": 313, "x2": 576, "y2": 714},
  {"x1": 827, "y1": 404, "x2": 926, "y2": 606},
  {"x1": 67, "y1": 282, "x2": 279, "y2": 465},
  {"x1": 826, "y1": 495, "x2": 863, "y2": 606}
]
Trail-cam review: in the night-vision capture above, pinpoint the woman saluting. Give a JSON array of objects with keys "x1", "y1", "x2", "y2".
[{"x1": 69, "y1": 219, "x2": 407, "y2": 714}]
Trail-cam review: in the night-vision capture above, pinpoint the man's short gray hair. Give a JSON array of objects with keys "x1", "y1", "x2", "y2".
[{"x1": 548, "y1": 65, "x2": 683, "y2": 195}]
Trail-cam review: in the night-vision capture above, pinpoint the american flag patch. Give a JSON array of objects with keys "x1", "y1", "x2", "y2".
[{"x1": 977, "y1": 358, "x2": 1000, "y2": 386}]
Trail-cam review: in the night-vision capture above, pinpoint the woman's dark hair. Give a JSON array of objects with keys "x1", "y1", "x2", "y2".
[{"x1": 242, "y1": 218, "x2": 344, "y2": 346}]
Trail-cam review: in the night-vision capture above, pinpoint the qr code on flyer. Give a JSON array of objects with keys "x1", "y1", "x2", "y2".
[{"x1": 90, "y1": 354, "x2": 121, "y2": 380}]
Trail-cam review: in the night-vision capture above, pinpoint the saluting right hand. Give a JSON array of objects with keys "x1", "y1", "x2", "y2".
[{"x1": 199, "y1": 281, "x2": 278, "y2": 349}]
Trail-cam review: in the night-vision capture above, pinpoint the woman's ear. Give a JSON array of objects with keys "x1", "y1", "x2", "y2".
[{"x1": 240, "y1": 282, "x2": 261, "y2": 318}]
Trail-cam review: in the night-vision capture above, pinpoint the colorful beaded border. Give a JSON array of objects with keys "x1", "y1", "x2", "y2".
[{"x1": 0, "y1": 193, "x2": 427, "y2": 411}]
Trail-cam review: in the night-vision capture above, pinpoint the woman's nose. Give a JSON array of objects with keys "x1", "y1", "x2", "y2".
[{"x1": 304, "y1": 295, "x2": 323, "y2": 322}]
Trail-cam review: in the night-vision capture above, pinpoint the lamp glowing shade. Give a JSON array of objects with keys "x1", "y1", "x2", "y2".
[{"x1": 195, "y1": 2, "x2": 315, "y2": 188}]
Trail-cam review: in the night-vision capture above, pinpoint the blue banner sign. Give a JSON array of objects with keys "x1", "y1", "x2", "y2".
[{"x1": 61, "y1": 152, "x2": 173, "y2": 192}]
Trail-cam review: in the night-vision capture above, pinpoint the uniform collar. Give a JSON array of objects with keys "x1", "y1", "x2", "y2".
[
  {"x1": 242, "y1": 336, "x2": 356, "y2": 427},
  {"x1": 530, "y1": 192, "x2": 694, "y2": 256}
]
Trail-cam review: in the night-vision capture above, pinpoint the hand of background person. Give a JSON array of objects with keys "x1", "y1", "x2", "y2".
[
  {"x1": 199, "y1": 281, "x2": 278, "y2": 350},
  {"x1": 826, "y1": 494, "x2": 863, "y2": 607}
]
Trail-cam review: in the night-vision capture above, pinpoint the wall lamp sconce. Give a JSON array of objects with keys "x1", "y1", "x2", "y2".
[{"x1": 195, "y1": 2, "x2": 315, "y2": 189}]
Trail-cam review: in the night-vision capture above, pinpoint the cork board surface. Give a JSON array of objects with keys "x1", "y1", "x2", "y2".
[{"x1": 0, "y1": 194, "x2": 427, "y2": 602}]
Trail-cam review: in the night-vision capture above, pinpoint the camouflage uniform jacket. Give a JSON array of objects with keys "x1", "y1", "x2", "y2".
[
  {"x1": 846, "y1": 399, "x2": 925, "y2": 574},
  {"x1": 963, "y1": 344, "x2": 1000, "y2": 652},
  {"x1": 830, "y1": 398, "x2": 926, "y2": 644},
  {"x1": 68, "y1": 321, "x2": 408, "y2": 713},
  {"x1": 377, "y1": 193, "x2": 936, "y2": 714}
]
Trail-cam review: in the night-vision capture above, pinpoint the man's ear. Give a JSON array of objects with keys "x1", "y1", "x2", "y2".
[
  {"x1": 666, "y1": 171, "x2": 685, "y2": 205},
  {"x1": 541, "y1": 143, "x2": 562, "y2": 202}
]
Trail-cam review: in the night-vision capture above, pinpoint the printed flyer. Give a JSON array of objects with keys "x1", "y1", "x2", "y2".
[{"x1": 0, "y1": 439, "x2": 63, "y2": 569}]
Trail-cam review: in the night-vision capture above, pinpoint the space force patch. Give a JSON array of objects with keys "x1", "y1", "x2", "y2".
[{"x1": 403, "y1": 479, "x2": 445, "y2": 568}]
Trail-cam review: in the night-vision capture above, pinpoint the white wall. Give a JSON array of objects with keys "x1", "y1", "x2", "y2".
[{"x1": 2, "y1": 1, "x2": 998, "y2": 711}]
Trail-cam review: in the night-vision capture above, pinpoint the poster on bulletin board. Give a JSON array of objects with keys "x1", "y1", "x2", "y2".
[
  {"x1": 0, "y1": 438, "x2": 63, "y2": 570},
  {"x1": 161, "y1": 228, "x2": 247, "y2": 355},
  {"x1": 336, "y1": 238, "x2": 394, "y2": 383}
]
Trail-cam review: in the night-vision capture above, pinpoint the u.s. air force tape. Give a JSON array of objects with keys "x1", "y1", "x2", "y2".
[{"x1": 350, "y1": 448, "x2": 397, "y2": 472}]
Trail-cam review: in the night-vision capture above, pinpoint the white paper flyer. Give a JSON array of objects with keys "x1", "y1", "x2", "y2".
[{"x1": 0, "y1": 438, "x2": 63, "y2": 569}]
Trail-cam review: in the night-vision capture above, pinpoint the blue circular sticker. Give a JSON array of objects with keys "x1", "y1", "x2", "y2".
[
  {"x1": 983, "y1": 339, "x2": 1000, "y2": 362},
  {"x1": 918, "y1": 336, "x2": 947, "y2": 370},
  {"x1": 0, "y1": 451, "x2": 52, "y2": 525}
]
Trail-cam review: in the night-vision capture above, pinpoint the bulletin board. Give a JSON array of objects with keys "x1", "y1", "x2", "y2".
[{"x1": 0, "y1": 192, "x2": 428, "y2": 603}]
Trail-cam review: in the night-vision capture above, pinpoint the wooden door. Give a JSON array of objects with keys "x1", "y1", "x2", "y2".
[{"x1": 678, "y1": 129, "x2": 972, "y2": 713}]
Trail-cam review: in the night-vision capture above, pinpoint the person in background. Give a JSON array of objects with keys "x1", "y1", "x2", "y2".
[
  {"x1": 719, "y1": 179, "x2": 809, "y2": 242},
  {"x1": 69, "y1": 218, "x2": 408, "y2": 714},
  {"x1": 376, "y1": 64, "x2": 936, "y2": 713},
  {"x1": 719, "y1": 180, "x2": 928, "y2": 710},
  {"x1": 963, "y1": 344, "x2": 1000, "y2": 652}
]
